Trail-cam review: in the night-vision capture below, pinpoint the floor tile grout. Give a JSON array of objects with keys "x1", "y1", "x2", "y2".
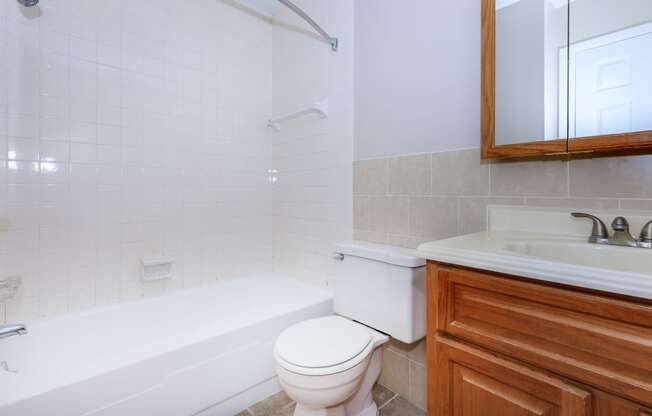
[{"x1": 377, "y1": 392, "x2": 399, "y2": 410}]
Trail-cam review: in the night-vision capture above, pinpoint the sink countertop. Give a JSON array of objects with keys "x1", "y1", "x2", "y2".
[{"x1": 416, "y1": 206, "x2": 652, "y2": 300}]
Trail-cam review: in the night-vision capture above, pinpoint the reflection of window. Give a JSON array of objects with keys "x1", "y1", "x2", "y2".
[{"x1": 560, "y1": 21, "x2": 652, "y2": 138}]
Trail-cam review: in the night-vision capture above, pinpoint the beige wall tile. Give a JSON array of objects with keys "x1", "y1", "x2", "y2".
[
  {"x1": 409, "y1": 197, "x2": 458, "y2": 239},
  {"x1": 387, "y1": 338, "x2": 426, "y2": 365},
  {"x1": 431, "y1": 149, "x2": 489, "y2": 196},
  {"x1": 385, "y1": 196, "x2": 409, "y2": 235},
  {"x1": 620, "y1": 199, "x2": 652, "y2": 210},
  {"x1": 379, "y1": 348, "x2": 410, "y2": 399},
  {"x1": 353, "y1": 196, "x2": 408, "y2": 235},
  {"x1": 458, "y1": 197, "x2": 524, "y2": 235},
  {"x1": 409, "y1": 362, "x2": 427, "y2": 411},
  {"x1": 353, "y1": 229, "x2": 388, "y2": 244},
  {"x1": 387, "y1": 235, "x2": 432, "y2": 249},
  {"x1": 354, "y1": 159, "x2": 388, "y2": 195},
  {"x1": 570, "y1": 155, "x2": 652, "y2": 198},
  {"x1": 354, "y1": 196, "x2": 386, "y2": 233},
  {"x1": 388, "y1": 154, "x2": 431, "y2": 196},
  {"x1": 407, "y1": 340, "x2": 426, "y2": 365},
  {"x1": 525, "y1": 197, "x2": 619, "y2": 210},
  {"x1": 491, "y1": 159, "x2": 568, "y2": 197}
]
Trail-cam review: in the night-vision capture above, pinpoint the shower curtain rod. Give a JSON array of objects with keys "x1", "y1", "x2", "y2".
[{"x1": 277, "y1": 0, "x2": 339, "y2": 51}]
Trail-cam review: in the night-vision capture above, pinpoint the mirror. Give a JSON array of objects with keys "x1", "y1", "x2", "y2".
[
  {"x1": 495, "y1": 0, "x2": 568, "y2": 145},
  {"x1": 566, "y1": 0, "x2": 652, "y2": 140},
  {"x1": 481, "y1": 0, "x2": 652, "y2": 159}
]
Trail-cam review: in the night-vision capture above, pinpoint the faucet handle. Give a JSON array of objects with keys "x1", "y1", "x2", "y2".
[
  {"x1": 640, "y1": 221, "x2": 652, "y2": 242},
  {"x1": 571, "y1": 213, "x2": 609, "y2": 243}
]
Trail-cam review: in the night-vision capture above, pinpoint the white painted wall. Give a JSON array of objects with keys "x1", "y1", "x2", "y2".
[
  {"x1": 354, "y1": 0, "x2": 480, "y2": 160},
  {"x1": 0, "y1": 0, "x2": 274, "y2": 322}
]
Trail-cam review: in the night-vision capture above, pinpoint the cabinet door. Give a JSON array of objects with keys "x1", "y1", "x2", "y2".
[{"x1": 434, "y1": 336, "x2": 592, "y2": 416}]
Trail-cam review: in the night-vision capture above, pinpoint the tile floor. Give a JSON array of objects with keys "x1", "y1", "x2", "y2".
[{"x1": 235, "y1": 384, "x2": 425, "y2": 416}]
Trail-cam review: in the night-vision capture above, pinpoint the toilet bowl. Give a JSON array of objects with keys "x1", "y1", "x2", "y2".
[
  {"x1": 274, "y1": 316, "x2": 389, "y2": 416},
  {"x1": 274, "y1": 241, "x2": 426, "y2": 416}
]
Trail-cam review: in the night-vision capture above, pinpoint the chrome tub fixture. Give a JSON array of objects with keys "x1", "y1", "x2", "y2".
[{"x1": 0, "y1": 324, "x2": 28, "y2": 340}]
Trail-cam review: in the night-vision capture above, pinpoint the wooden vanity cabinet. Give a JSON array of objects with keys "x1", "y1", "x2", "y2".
[{"x1": 427, "y1": 261, "x2": 652, "y2": 416}]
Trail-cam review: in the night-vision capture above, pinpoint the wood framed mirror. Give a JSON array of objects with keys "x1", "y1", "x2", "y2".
[{"x1": 481, "y1": 0, "x2": 652, "y2": 160}]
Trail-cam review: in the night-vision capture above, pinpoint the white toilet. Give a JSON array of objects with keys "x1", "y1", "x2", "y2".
[{"x1": 274, "y1": 241, "x2": 426, "y2": 416}]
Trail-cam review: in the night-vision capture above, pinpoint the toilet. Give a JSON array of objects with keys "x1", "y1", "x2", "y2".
[{"x1": 274, "y1": 241, "x2": 426, "y2": 416}]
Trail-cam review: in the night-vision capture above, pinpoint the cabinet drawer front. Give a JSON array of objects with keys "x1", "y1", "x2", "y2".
[{"x1": 432, "y1": 264, "x2": 652, "y2": 406}]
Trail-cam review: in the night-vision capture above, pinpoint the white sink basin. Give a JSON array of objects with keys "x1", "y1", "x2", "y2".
[
  {"x1": 416, "y1": 206, "x2": 652, "y2": 300},
  {"x1": 502, "y1": 240, "x2": 650, "y2": 274}
]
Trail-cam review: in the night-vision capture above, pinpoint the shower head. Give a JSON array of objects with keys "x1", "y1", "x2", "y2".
[{"x1": 17, "y1": 0, "x2": 39, "y2": 7}]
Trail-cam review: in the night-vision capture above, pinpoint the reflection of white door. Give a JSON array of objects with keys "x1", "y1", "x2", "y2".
[{"x1": 559, "y1": 22, "x2": 652, "y2": 138}]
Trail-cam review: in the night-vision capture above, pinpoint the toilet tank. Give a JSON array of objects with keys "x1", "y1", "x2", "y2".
[{"x1": 332, "y1": 241, "x2": 426, "y2": 344}]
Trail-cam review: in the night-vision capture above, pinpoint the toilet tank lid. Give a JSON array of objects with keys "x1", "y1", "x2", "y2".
[{"x1": 333, "y1": 241, "x2": 426, "y2": 268}]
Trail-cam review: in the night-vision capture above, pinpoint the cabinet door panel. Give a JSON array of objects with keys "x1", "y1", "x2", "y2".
[
  {"x1": 453, "y1": 365, "x2": 557, "y2": 416},
  {"x1": 435, "y1": 336, "x2": 591, "y2": 416}
]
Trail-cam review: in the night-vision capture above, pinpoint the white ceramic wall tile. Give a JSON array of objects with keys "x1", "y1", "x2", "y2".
[
  {"x1": 0, "y1": 0, "x2": 274, "y2": 322},
  {"x1": 271, "y1": 0, "x2": 354, "y2": 288}
]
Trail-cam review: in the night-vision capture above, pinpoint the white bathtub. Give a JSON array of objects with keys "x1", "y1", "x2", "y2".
[{"x1": 0, "y1": 275, "x2": 332, "y2": 416}]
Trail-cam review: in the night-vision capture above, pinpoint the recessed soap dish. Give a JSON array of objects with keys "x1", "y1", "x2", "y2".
[{"x1": 141, "y1": 256, "x2": 174, "y2": 282}]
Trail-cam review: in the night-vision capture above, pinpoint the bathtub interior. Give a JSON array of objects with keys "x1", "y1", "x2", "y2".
[{"x1": 0, "y1": 275, "x2": 333, "y2": 415}]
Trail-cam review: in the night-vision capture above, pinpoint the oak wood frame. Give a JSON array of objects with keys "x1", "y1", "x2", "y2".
[{"x1": 480, "y1": 0, "x2": 652, "y2": 160}]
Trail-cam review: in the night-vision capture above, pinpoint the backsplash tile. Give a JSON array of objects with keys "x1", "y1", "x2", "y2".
[
  {"x1": 354, "y1": 158, "x2": 388, "y2": 195},
  {"x1": 354, "y1": 196, "x2": 387, "y2": 234},
  {"x1": 388, "y1": 154, "x2": 430, "y2": 196},
  {"x1": 458, "y1": 197, "x2": 524, "y2": 235},
  {"x1": 620, "y1": 199, "x2": 652, "y2": 210},
  {"x1": 355, "y1": 148, "x2": 652, "y2": 249},
  {"x1": 385, "y1": 196, "x2": 410, "y2": 235},
  {"x1": 524, "y1": 197, "x2": 619, "y2": 210},
  {"x1": 408, "y1": 197, "x2": 458, "y2": 239},
  {"x1": 491, "y1": 158, "x2": 568, "y2": 197},
  {"x1": 431, "y1": 148, "x2": 489, "y2": 196},
  {"x1": 570, "y1": 155, "x2": 652, "y2": 198}
]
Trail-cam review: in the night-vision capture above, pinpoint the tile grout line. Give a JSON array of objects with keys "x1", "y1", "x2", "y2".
[
  {"x1": 408, "y1": 356, "x2": 413, "y2": 408},
  {"x1": 378, "y1": 392, "x2": 399, "y2": 410}
]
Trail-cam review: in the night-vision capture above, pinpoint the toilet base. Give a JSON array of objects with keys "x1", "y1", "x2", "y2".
[{"x1": 292, "y1": 345, "x2": 385, "y2": 416}]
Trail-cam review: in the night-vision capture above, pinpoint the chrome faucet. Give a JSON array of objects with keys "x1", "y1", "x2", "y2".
[
  {"x1": 572, "y1": 213, "x2": 652, "y2": 249},
  {"x1": 0, "y1": 324, "x2": 28, "y2": 339}
]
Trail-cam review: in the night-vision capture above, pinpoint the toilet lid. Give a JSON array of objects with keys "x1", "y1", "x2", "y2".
[{"x1": 275, "y1": 316, "x2": 372, "y2": 369}]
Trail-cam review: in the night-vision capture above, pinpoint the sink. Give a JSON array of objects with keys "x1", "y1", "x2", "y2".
[
  {"x1": 502, "y1": 240, "x2": 650, "y2": 274},
  {"x1": 416, "y1": 206, "x2": 652, "y2": 300}
]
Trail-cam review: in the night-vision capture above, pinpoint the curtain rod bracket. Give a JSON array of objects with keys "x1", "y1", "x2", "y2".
[{"x1": 277, "y1": 0, "x2": 339, "y2": 52}]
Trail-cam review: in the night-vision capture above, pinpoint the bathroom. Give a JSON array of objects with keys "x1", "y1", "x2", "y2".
[{"x1": 1, "y1": 0, "x2": 651, "y2": 415}]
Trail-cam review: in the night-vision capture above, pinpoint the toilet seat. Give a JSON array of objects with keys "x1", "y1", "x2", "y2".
[{"x1": 275, "y1": 316, "x2": 375, "y2": 376}]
